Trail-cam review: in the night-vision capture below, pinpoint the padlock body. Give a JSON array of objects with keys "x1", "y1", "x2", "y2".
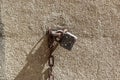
[{"x1": 60, "y1": 32, "x2": 77, "y2": 50}]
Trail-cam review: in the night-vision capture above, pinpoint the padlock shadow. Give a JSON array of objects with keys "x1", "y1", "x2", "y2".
[{"x1": 14, "y1": 35, "x2": 50, "y2": 80}]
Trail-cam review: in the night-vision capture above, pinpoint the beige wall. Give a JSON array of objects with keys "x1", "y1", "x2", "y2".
[{"x1": 1, "y1": 0, "x2": 120, "y2": 80}]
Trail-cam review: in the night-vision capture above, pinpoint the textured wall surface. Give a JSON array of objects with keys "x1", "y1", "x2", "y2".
[
  {"x1": 1, "y1": 0, "x2": 120, "y2": 80},
  {"x1": 0, "y1": 1, "x2": 5, "y2": 80}
]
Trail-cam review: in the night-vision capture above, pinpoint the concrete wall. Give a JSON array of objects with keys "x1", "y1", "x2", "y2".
[{"x1": 1, "y1": 0, "x2": 120, "y2": 80}]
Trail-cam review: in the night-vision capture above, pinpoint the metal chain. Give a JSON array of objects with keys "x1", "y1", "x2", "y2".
[
  {"x1": 47, "y1": 29, "x2": 64, "y2": 80},
  {"x1": 48, "y1": 42, "x2": 58, "y2": 80},
  {"x1": 48, "y1": 31, "x2": 59, "y2": 80}
]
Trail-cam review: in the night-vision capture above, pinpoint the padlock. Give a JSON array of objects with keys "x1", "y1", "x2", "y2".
[
  {"x1": 48, "y1": 28, "x2": 77, "y2": 50},
  {"x1": 60, "y1": 32, "x2": 77, "y2": 50}
]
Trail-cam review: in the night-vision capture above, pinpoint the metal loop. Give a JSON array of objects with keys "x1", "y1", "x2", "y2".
[{"x1": 48, "y1": 55, "x2": 54, "y2": 67}]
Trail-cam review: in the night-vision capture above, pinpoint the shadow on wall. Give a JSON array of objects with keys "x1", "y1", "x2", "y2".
[{"x1": 14, "y1": 35, "x2": 50, "y2": 80}]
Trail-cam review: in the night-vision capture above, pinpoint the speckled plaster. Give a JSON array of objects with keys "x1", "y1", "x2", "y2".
[{"x1": 1, "y1": 0, "x2": 120, "y2": 80}]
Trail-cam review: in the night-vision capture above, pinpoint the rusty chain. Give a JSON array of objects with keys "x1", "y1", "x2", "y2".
[
  {"x1": 48, "y1": 41, "x2": 58, "y2": 80},
  {"x1": 47, "y1": 28, "x2": 70, "y2": 80},
  {"x1": 48, "y1": 29, "x2": 60, "y2": 80}
]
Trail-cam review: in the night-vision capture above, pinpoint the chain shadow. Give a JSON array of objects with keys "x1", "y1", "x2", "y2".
[{"x1": 14, "y1": 35, "x2": 50, "y2": 80}]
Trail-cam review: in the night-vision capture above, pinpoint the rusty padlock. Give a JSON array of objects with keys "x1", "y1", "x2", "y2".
[{"x1": 48, "y1": 28, "x2": 77, "y2": 50}]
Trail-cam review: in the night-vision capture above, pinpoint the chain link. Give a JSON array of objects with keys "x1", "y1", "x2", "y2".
[
  {"x1": 48, "y1": 49, "x2": 55, "y2": 80},
  {"x1": 48, "y1": 63, "x2": 54, "y2": 80},
  {"x1": 48, "y1": 55, "x2": 54, "y2": 67}
]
